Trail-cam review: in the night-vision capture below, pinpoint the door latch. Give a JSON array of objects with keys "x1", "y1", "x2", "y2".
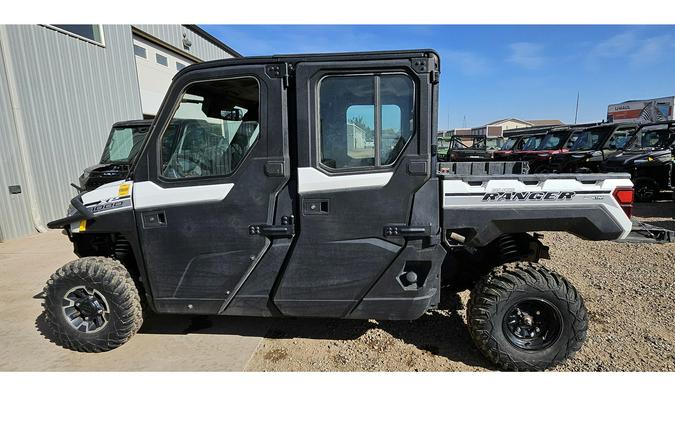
[
  {"x1": 249, "y1": 215, "x2": 295, "y2": 238},
  {"x1": 142, "y1": 211, "x2": 167, "y2": 229}
]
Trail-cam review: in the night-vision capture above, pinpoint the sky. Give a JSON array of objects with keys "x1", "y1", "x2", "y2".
[{"x1": 202, "y1": 25, "x2": 675, "y2": 130}]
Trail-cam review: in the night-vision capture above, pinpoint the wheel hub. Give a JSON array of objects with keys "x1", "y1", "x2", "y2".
[
  {"x1": 502, "y1": 299, "x2": 562, "y2": 351},
  {"x1": 62, "y1": 286, "x2": 109, "y2": 333}
]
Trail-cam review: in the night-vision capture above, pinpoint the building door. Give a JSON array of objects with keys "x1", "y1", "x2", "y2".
[{"x1": 132, "y1": 35, "x2": 195, "y2": 116}]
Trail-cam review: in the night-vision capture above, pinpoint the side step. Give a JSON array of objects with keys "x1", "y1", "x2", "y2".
[{"x1": 617, "y1": 221, "x2": 674, "y2": 244}]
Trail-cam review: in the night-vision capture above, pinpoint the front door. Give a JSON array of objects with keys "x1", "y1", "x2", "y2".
[{"x1": 134, "y1": 64, "x2": 290, "y2": 314}]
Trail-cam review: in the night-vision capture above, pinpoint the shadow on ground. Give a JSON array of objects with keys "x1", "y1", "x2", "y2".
[
  {"x1": 34, "y1": 289, "x2": 490, "y2": 369},
  {"x1": 633, "y1": 200, "x2": 675, "y2": 219}
]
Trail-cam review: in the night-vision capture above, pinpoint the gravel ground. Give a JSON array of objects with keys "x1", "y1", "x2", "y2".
[{"x1": 247, "y1": 200, "x2": 675, "y2": 371}]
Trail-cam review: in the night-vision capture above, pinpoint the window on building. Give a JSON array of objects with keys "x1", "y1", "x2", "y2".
[
  {"x1": 51, "y1": 25, "x2": 104, "y2": 44},
  {"x1": 160, "y1": 77, "x2": 261, "y2": 179},
  {"x1": 133, "y1": 44, "x2": 146, "y2": 59},
  {"x1": 319, "y1": 73, "x2": 415, "y2": 170},
  {"x1": 176, "y1": 62, "x2": 187, "y2": 71},
  {"x1": 156, "y1": 53, "x2": 168, "y2": 66}
]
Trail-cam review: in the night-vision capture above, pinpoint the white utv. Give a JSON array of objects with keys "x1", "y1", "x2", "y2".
[{"x1": 44, "y1": 50, "x2": 634, "y2": 370}]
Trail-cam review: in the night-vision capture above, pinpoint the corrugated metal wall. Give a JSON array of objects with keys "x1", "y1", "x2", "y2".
[
  {"x1": 0, "y1": 24, "x2": 236, "y2": 241},
  {"x1": 0, "y1": 25, "x2": 143, "y2": 241},
  {"x1": 0, "y1": 33, "x2": 34, "y2": 240},
  {"x1": 133, "y1": 25, "x2": 235, "y2": 62}
]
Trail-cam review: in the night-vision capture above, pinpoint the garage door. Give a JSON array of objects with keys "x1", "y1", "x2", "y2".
[{"x1": 132, "y1": 35, "x2": 195, "y2": 116}]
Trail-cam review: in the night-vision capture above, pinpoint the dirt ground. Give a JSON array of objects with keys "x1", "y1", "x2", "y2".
[{"x1": 247, "y1": 200, "x2": 675, "y2": 371}]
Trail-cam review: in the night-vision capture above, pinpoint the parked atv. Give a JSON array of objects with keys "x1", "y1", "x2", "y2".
[
  {"x1": 549, "y1": 123, "x2": 638, "y2": 173},
  {"x1": 44, "y1": 50, "x2": 635, "y2": 371},
  {"x1": 494, "y1": 126, "x2": 560, "y2": 164},
  {"x1": 600, "y1": 121, "x2": 675, "y2": 201},
  {"x1": 78, "y1": 120, "x2": 152, "y2": 191}
]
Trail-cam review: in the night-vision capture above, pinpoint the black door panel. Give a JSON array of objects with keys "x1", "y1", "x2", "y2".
[
  {"x1": 273, "y1": 57, "x2": 439, "y2": 317},
  {"x1": 135, "y1": 65, "x2": 291, "y2": 314}
]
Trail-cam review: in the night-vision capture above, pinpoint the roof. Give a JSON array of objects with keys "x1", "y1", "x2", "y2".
[
  {"x1": 175, "y1": 49, "x2": 440, "y2": 78},
  {"x1": 487, "y1": 117, "x2": 532, "y2": 126},
  {"x1": 184, "y1": 25, "x2": 242, "y2": 58},
  {"x1": 527, "y1": 119, "x2": 564, "y2": 126}
]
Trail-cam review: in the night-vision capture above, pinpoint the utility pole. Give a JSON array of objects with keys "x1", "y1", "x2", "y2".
[
  {"x1": 463, "y1": 115, "x2": 467, "y2": 128},
  {"x1": 574, "y1": 92, "x2": 580, "y2": 124}
]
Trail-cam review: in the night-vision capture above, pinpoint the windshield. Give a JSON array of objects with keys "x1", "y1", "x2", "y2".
[
  {"x1": 628, "y1": 127, "x2": 673, "y2": 150},
  {"x1": 522, "y1": 135, "x2": 544, "y2": 151},
  {"x1": 570, "y1": 128, "x2": 610, "y2": 151},
  {"x1": 500, "y1": 138, "x2": 517, "y2": 150},
  {"x1": 100, "y1": 125, "x2": 150, "y2": 164},
  {"x1": 607, "y1": 129, "x2": 636, "y2": 150},
  {"x1": 536, "y1": 132, "x2": 568, "y2": 150}
]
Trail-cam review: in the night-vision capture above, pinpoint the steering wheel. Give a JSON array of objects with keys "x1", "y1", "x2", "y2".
[{"x1": 165, "y1": 155, "x2": 207, "y2": 178}]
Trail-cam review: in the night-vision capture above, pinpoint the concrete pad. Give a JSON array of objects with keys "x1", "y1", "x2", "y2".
[{"x1": 0, "y1": 230, "x2": 270, "y2": 371}]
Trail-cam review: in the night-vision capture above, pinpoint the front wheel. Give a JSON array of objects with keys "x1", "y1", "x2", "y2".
[
  {"x1": 467, "y1": 262, "x2": 587, "y2": 371},
  {"x1": 42, "y1": 257, "x2": 143, "y2": 352}
]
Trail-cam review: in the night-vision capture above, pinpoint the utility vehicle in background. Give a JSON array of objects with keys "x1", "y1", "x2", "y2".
[
  {"x1": 493, "y1": 126, "x2": 554, "y2": 162},
  {"x1": 44, "y1": 50, "x2": 635, "y2": 371},
  {"x1": 549, "y1": 122, "x2": 638, "y2": 173},
  {"x1": 78, "y1": 120, "x2": 152, "y2": 191},
  {"x1": 443, "y1": 135, "x2": 505, "y2": 162},
  {"x1": 600, "y1": 121, "x2": 675, "y2": 201}
]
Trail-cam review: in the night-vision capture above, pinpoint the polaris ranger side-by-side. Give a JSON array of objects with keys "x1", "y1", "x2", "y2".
[
  {"x1": 44, "y1": 50, "x2": 635, "y2": 371},
  {"x1": 600, "y1": 121, "x2": 675, "y2": 201},
  {"x1": 549, "y1": 123, "x2": 638, "y2": 173}
]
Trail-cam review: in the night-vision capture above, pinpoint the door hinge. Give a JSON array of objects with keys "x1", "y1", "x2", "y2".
[
  {"x1": 249, "y1": 215, "x2": 295, "y2": 238},
  {"x1": 265, "y1": 63, "x2": 291, "y2": 88}
]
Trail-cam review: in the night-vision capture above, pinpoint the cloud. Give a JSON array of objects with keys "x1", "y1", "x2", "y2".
[
  {"x1": 507, "y1": 42, "x2": 545, "y2": 69},
  {"x1": 441, "y1": 50, "x2": 490, "y2": 76},
  {"x1": 588, "y1": 30, "x2": 675, "y2": 68}
]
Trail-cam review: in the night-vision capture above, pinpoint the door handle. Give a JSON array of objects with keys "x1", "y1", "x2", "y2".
[
  {"x1": 142, "y1": 211, "x2": 167, "y2": 229},
  {"x1": 383, "y1": 224, "x2": 429, "y2": 238}
]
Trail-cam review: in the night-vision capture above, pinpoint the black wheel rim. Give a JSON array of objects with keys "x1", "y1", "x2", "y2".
[
  {"x1": 636, "y1": 184, "x2": 654, "y2": 201},
  {"x1": 61, "y1": 286, "x2": 110, "y2": 333},
  {"x1": 502, "y1": 298, "x2": 562, "y2": 351}
]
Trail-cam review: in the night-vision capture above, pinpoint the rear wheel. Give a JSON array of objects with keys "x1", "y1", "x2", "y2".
[
  {"x1": 634, "y1": 178, "x2": 659, "y2": 202},
  {"x1": 467, "y1": 262, "x2": 587, "y2": 371},
  {"x1": 43, "y1": 257, "x2": 143, "y2": 352}
]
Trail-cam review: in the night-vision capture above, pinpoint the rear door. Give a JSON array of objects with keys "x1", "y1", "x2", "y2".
[
  {"x1": 273, "y1": 55, "x2": 441, "y2": 317},
  {"x1": 133, "y1": 63, "x2": 291, "y2": 315}
]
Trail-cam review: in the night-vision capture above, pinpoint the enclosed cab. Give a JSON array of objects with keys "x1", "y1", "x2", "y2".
[
  {"x1": 601, "y1": 120, "x2": 675, "y2": 201},
  {"x1": 495, "y1": 126, "x2": 557, "y2": 163},
  {"x1": 549, "y1": 123, "x2": 638, "y2": 173}
]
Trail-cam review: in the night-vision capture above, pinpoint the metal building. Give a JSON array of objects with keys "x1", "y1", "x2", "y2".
[{"x1": 0, "y1": 24, "x2": 239, "y2": 241}]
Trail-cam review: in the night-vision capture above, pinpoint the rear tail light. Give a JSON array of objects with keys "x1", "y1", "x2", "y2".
[{"x1": 613, "y1": 187, "x2": 634, "y2": 218}]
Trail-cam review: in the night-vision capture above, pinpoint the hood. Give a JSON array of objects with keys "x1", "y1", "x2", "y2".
[{"x1": 82, "y1": 162, "x2": 130, "y2": 175}]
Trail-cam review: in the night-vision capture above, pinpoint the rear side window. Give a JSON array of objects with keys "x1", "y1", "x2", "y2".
[{"x1": 318, "y1": 73, "x2": 415, "y2": 170}]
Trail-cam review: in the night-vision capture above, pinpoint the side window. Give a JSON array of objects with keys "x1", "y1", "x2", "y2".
[
  {"x1": 160, "y1": 77, "x2": 260, "y2": 179},
  {"x1": 319, "y1": 73, "x2": 414, "y2": 170}
]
